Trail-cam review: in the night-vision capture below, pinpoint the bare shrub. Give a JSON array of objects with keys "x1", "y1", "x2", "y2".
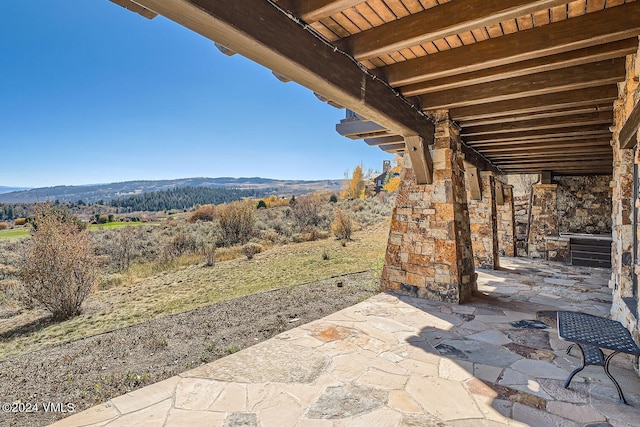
[
  {"x1": 113, "y1": 226, "x2": 136, "y2": 270},
  {"x1": 163, "y1": 230, "x2": 198, "y2": 260},
  {"x1": 14, "y1": 218, "x2": 27, "y2": 226},
  {"x1": 0, "y1": 222, "x2": 8, "y2": 230},
  {"x1": 291, "y1": 194, "x2": 325, "y2": 229},
  {"x1": 218, "y1": 201, "x2": 255, "y2": 246},
  {"x1": 202, "y1": 243, "x2": 216, "y2": 267},
  {"x1": 332, "y1": 208, "x2": 354, "y2": 241},
  {"x1": 242, "y1": 242, "x2": 263, "y2": 260},
  {"x1": 189, "y1": 205, "x2": 216, "y2": 223},
  {"x1": 18, "y1": 206, "x2": 98, "y2": 320}
]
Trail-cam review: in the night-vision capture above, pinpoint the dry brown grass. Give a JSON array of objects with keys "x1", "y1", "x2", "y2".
[{"x1": 0, "y1": 220, "x2": 389, "y2": 360}]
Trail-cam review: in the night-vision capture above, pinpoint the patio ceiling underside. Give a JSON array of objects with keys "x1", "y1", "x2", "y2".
[{"x1": 120, "y1": 0, "x2": 640, "y2": 175}]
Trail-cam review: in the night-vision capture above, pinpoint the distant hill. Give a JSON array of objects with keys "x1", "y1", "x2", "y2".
[
  {"x1": 0, "y1": 186, "x2": 30, "y2": 195},
  {"x1": 0, "y1": 177, "x2": 343, "y2": 204}
]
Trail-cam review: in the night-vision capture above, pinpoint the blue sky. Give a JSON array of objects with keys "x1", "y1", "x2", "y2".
[{"x1": 0, "y1": 1, "x2": 392, "y2": 188}]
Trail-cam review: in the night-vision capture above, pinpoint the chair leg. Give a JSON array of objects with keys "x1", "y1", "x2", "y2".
[
  {"x1": 564, "y1": 344, "x2": 586, "y2": 389},
  {"x1": 603, "y1": 351, "x2": 627, "y2": 404}
]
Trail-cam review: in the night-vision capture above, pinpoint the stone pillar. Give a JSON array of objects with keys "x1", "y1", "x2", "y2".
[
  {"x1": 381, "y1": 121, "x2": 476, "y2": 304},
  {"x1": 498, "y1": 184, "x2": 516, "y2": 257},
  {"x1": 527, "y1": 184, "x2": 558, "y2": 258},
  {"x1": 467, "y1": 171, "x2": 499, "y2": 269}
]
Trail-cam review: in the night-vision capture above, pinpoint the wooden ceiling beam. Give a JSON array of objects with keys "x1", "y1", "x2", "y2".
[
  {"x1": 420, "y1": 58, "x2": 625, "y2": 110},
  {"x1": 449, "y1": 86, "x2": 619, "y2": 122},
  {"x1": 498, "y1": 160, "x2": 612, "y2": 168},
  {"x1": 620, "y1": 100, "x2": 640, "y2": 149},
  {"x1": 131, "y1": 0, "x2": 434, "y2": 142},
  {"x1": 493, "y1": 153, "x2": 612, "y2": 164},
  {"x1": 277, "y1": 0, "x2": 366, "y2": 23},
  {"x1": 487, "y1": 148, "x2": 612, "y2": 159},
  {"x1": 401, "y1": 39, "x2": 637, "y2": 97},
  {"x1": 461, "y1": 111, "x2": 613, "y2": 137},
  {"x1": 344, "y1": 0, "x2": 569, "y2": 61},
  {"x1": 459, "y1": 105, "x2": 614, "y2": 128},
  {"x1": 384, "y1": 1, "x2": 640, "y2": 87},
  {"x1": 109, "y1": 0, "x2": 157, "y2": 19},
  {"x1": 464, "y1": 124, "x2": 612, "y2": 144},
  {"x1": 477, "y1": 140, "x2": 610, "y2": 152},
  {"x1": 469, "y1": 137, "x2": 612, "y2": 151}
]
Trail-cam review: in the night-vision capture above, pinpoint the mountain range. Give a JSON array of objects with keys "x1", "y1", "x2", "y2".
[{"x1": 0, "y1": 177, "x2": 343, "y2": 204}]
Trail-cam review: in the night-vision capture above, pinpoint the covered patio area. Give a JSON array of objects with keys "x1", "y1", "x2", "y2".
[{"x1": 51, "y1": 258, "x2": 640, "y2": 426}]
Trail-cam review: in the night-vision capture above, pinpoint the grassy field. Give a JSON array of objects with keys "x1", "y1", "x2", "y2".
[
  {"x1": 0, "y1": 221, "x2": 389, "y2": 360},
  {"x1": 0, "y1": 222, "x2": 151, "y2": 241},
  {"x1": 0, "y1": 228, "x2": 29, "y2": 241}
]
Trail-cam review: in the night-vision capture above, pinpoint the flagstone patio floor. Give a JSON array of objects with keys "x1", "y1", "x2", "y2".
[{"x1": 51, "y1": 257, "x2": 640, "y2": 426}]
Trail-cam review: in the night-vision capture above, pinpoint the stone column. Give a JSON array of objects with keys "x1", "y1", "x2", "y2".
[
  {"x1": 467, "y1": 171, "x2": 499, "y2": 269},
  {"x1": 527, "y1": 184, "x2": 558, "y2": 258},
  {"x1": 381, "y1": 120, "x2": 476, "y2": 304},
  {"x1": 498, "y1": 184, "x2": 516, "y2": 257}
]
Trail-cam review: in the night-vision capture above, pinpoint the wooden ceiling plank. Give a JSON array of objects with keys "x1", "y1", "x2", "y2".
[
  {"x1": 109, "y1": 0, "x2": 158, "y2": 19},
  {"x1": 620, "y1": 100, "x2": 640, "y2": 149},
  {"x1": 461, "y1": 111, "x2": 613, "y2": 136},
  {"x1": 132, "y1": 0, "x2": 435, "y2": 142},
  {"x1": 486, "y1": 147, "x2": 612, "y2": 157},
  {"x1": 345, "y1": 0, "x2": 570, "y2": 60},
  {"x1": 384, "y1": 1, "x2": 640, "y2": 86},
  {"x1": 586, "y1": 0, "x2": 606, "y2": 12},
  {"x1": 449, "y1": 86, "x2": 619, "y2": 121},
  {"x1": 401, "y1": 39, "x2": 637, "y2": 97},
  {"x1": 420, "y1": 58, "x2": 625, "y2": 110},
  {"x1": 278, "y1": 0, "x2": 367, "y2": 23}
]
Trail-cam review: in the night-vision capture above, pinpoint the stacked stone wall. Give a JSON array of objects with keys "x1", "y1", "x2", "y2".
[
  {"x1": 514, "y1": 195, "x2": 529, "y2": 257},
  {"x1": 467, "y1": 172, "x2": 499, "y2": 268},
  {"x1": 611, "y1": 41, "x2": 640, "y2": 354},
  {"x1": 497, "y1": 185, "x2": 516, "y2": 257},
  {"x1": 555, "y1": 176, "x2": 612, "y2": 235},
  {"x1": 381, "y1": 121, "x2": 476, "y2": 303}
]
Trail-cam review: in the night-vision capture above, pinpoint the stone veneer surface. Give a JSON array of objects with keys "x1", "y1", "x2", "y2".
[
  {"x1": 497, "y1": 185, "x2": 516, "y2": 257},
  {"x1": 611, "y1": 41, "x2": 640, "y2": 355},
  {"x1": 555, "y1": 176, "x2": 612, "y2": 235},
  {"x1": 381, "y1": 120, "x2": 476, "y2": 303},
  {"x1": 527, "y1": 184, "x2": 559, "y2": 259},
  {"x1": 467, "y1": 171, "x2": 499, "y2": 269}
]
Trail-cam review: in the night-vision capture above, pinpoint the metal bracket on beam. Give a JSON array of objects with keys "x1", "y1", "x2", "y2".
[
  {"x1": 406, "y1": 136, "x2": 433, "y2": 185},
  {"x1": 540, "y1": 171, "x2": 552, "y2": 184},
  {"x1": 466, "y1": 166, "x2": 482, "y2": 200},
  {"x1": 214, "y1": 42, "x2": 236, "y2": 56}
]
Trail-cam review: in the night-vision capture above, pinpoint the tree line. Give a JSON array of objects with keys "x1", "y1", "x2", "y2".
[{"x1": 109, "y1": 186, "x2": 273, "y2": 212}]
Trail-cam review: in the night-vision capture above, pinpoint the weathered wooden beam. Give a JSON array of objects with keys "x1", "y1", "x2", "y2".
[
  {"x1": 465, "y1": 166, "x2": 482, "y2": 200},
  {"x1": 401, "y1": 39, "x2": 637, "y2": 97},
  {"x1": 277, "y1": 0, "x2": 365, "y2": 23},
  {"x1": 109, "y1": 0, "x2": 158, "y2": 18},
  {"x1": 364, "y1": 135, "x2": 404, "y2": 146},
  {"x1": 450, "y1": 86, "x2": 619, "y2": 122},
  {"x1": 620, "y1": 101, "x2": 640, "y2": 149},
  {"x1": 495, "y1": 154, "x2": 612, "y2": 164},
  {"x1": 470, "y1": 137, "x2": 612, "y2": 151},
  {"x1": 461, "y1": 111, "x2": 613, "y2": 137},
  {"x1": 406, "y1": 136, "x2": 433, "y2": 185},
  {"x1": 420, "y1": 59, "x2": 626, "y2": 110},
  {"x1": 132, "y1": 0, "x2": 434, "y2": 141},
  {"x1": 344, "y1": 0, "x2": 568, "y2": 61},
  {"x1": 461, "y1": 144, "x2": 502, "y2": 176},
  {"x1": 465, "y1": 124, "x2": 612, "y2": 144},
  {"x1": 459, "y1": 105, "x2": 614, "y2": 128},
  {"x1": 486, "y1": 146, "x2": 613, "y2": 158},
  {"x1": 384, "y1": 1, "x2": 640, "y2": 87}
]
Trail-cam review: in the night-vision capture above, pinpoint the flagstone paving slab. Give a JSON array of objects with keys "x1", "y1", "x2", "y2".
[{"x1": 51, "y1": 257, "x2": 640, "y2": 427}]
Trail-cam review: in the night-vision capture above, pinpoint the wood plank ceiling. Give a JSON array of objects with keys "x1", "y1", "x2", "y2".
[
  {"x1": 284, "y1": 0, "x2": 639, "y2": 175},
  {"x1": 113, "y1": 0, "x2": 640, "y2": 176}
]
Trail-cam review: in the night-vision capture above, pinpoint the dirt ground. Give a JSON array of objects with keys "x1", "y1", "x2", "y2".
[{"x1": 0, "y1": 271, "x2": 378, "y2": 427}]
